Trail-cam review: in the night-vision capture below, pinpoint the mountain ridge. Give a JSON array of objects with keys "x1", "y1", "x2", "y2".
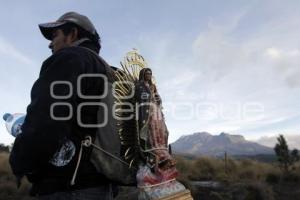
[{"x1": 171, "y1": 132, "x2": 274, "y2": 156}]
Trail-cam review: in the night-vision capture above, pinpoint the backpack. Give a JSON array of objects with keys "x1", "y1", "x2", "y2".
[{"x1": 70, "y1": 47, "x2": 139, "y2": 186}]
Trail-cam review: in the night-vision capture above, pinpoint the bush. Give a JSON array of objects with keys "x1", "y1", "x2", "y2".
[
  {"x1": 230, "y1": 182, "x2": 275, "y2": 200},
  {"x1": 238, "y1": 168, "x2": 257, "y2": 180},
  {"x1": 234, "y1": 159, "x2": 280, "y2": 182},
  {"x1": 281, "y1": 172, "x2": 300, "y2": 182},
  {"x1": 209, "y1": 191, "x2": 225, "y2": 200},
  {"x1": 189, "y1": 157, "x2": 223, "y2": 181},
  {"x1": 225, "y1": 158, "x2": 238, "y2": 174},
  {"x1": 0, "y1": 152, "x2": 33, "y2": 200},
  {"x1": 265, "y1": 172, "x2": 280, "y2": 184},
  {"x1": 175, "y1": 156, "x2": 192, "y2": 179},
  {"x1": 0, "y1": 153, "x2": 12, "y2": 176}
]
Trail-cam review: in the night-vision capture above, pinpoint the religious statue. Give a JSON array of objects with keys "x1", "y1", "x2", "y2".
[{"x1": 114, "y1": 49, "x2": 193, "y2": 200}]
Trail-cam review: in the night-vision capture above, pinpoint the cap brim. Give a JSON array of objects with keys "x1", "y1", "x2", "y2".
[{"x1": 39, "y1": 21, "x2": 66, "y2": 40}]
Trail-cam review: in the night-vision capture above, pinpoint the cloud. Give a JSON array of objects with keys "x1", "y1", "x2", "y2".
[
  {"x1": 173, "y1": 8, "x2": 300, "y2": 141},
  {"x1": 192, "y1": 12, "x2": 300, "y2": 90},
  {"x1": 160, "y1": 70, "x2": 198, "y2": 100},
  {"x1": 265, "y1": 47, "x2": 281, "y2": 59},
  {"x1": 192, "y1": 12, "x2": 251, "y2": 82},
  {"x1": 0, "y1": 36, "x2": 38, "y2": 145},
  {"x1": 255, "y1": 134, "x2": 300, "y2": 149},
  {"x1": 144, "y1": 8, "x2": 300, "y2": 142},
  {"x1": 264, "y1": 47, "x2": 300, "y2": 88},
  {"x1": 0, "y1": 37, "x2": 34, "y2": 65}
]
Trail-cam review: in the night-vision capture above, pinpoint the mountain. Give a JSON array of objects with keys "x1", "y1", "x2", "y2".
[{"x1": 171, "y1": 132, "x2": 274, "y2": 156}]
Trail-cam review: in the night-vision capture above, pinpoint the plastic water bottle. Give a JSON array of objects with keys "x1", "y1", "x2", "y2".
[
  {"x1": 3, "y1": 112, "x2": 76, "y2": 167},
  {"x1": 3, "y1": 113, "x2": 25, "y2": 137}
]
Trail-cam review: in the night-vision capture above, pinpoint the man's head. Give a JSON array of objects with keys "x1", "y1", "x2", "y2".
[{"x1": 39, "y1": 12, "x2": 101, "y2": 54}]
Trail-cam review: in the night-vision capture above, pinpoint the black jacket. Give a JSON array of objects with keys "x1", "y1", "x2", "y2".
[{"x1": 9, "y1": 41, "x2": 112, "y2": 196}]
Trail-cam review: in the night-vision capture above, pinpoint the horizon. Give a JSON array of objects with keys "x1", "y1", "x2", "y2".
[
  {"x1": 175, "y1": 131, "x2": 300, "y2": 149},
  {"x1": 1, "y1": 1, "x2": 300, "y2": 145}
]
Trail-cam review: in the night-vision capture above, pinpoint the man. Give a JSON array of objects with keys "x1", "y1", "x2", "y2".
[{"x1": 9, "y1": 12, "x2": 115, "y2": 199}]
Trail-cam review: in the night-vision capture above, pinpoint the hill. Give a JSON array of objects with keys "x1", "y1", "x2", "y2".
[{"x1": 172, "y1": 132, "x2": 274, "y2": 156}]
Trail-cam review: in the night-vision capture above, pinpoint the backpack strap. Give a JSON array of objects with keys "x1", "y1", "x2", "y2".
[
  {"x1": 70, "y1": 47, "x2": 131, "y2": 185},
  {"x1": 79, "y1": 47, "x2": 116, "y2": 82}
]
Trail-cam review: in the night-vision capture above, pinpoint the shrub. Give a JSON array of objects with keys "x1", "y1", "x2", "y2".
[
  {"x1": 225, "y1": 158, "x2": 238, "y2": 174},
  {"x1": 281, "y1": 172, "x2": 300, "y2": 183},
  {"x1": 265, "y1": 172, "x2": 280, "y2": 184},
  {"x1": 230, "y1": 182, "x2": 275, "y2": 200},
  {"x1": 189, "y1": 156, "x2": 223, "y2": 181},
  {"x1": 0, "y1": 152, "x2": 33, "y2": 200},
  {"x1": 209, "y1": 191, "x2": 225, "y2": 200},
  {"x1": 0, "y1": 153, "x2": 12, "y2": 176}
]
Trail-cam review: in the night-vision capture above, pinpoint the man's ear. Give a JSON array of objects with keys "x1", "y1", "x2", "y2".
[{"x1": 69, "y1": 27, "x2": 79, "y2": 42}]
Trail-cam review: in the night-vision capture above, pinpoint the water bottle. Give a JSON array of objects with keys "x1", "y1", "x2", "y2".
[
  {"x1": 3, "y1": 112, "x2": 76, "y2": 167},
  {"x1": 3, "y1": 113, "x2": 25, "y2": 137}
]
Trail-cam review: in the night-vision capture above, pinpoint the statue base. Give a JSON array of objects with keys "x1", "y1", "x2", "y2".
[
  {"x1": 138, "y1": 179, "x2": 193, "y2": 200},
  {"x1": 157, "y1": 189, "x2": 193, "y2": 200}
]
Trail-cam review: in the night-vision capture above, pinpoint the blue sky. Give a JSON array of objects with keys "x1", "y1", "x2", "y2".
[{"x1": 1, "y1": 0, "x2": 300, "y2": 145}]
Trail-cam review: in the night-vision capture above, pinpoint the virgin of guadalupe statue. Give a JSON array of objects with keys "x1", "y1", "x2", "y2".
[
  {"x1": 134, "y1": 68, "x2": 186, "y2": 199},
  {"x1": 114, "y1": 49, "x2": 192, "y2": 200},
  {"x1": 135, "y1": 68, "x2": 176, "y2": 177}
]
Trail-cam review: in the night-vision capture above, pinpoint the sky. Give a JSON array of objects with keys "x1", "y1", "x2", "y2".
[{"x1": 0, "y1": 0, "x2": 300, "y2": 145}]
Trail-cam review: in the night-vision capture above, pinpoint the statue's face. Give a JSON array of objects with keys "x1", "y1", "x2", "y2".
[{"x1": 144, "y1": 70, "x2": 152, "y2": 81}]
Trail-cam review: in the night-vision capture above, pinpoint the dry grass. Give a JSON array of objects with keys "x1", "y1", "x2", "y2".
[
  {"x1": 175, "y1": 155, "x2": 297, "y2": 183},
  {"x1": 0, "y1": 153, "x2": 12, "y2": 176},
  {"x1": 0, "y1": 152, "x2": 34, "y2": 200},
  {"x1": 0, "y1": 151, "x2": 299, "y2": 200},
  {"x1": 175, "y1": 155, "x2": 300, "y2": 200}
]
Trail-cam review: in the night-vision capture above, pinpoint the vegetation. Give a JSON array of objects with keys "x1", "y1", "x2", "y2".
[
  {"x1": 0, "y1": 143, "x2": 10, "y2": 153},
  {"x1": 0, "y1": 152, "x2": 34, "y2": 200},
  {"x1": 1, "y1": 139, "x2": 300, "y2": 200},
  {"x1": 274, "y1": 134, "x2": 299, "y2": 173},
  {"x1": 175, "y1": 154, "x2": 300, "y2": 200}
]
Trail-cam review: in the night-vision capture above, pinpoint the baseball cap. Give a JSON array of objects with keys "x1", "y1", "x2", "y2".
[{"x1": 39, "y1": 12, "x2": 97, "y2": 40}]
